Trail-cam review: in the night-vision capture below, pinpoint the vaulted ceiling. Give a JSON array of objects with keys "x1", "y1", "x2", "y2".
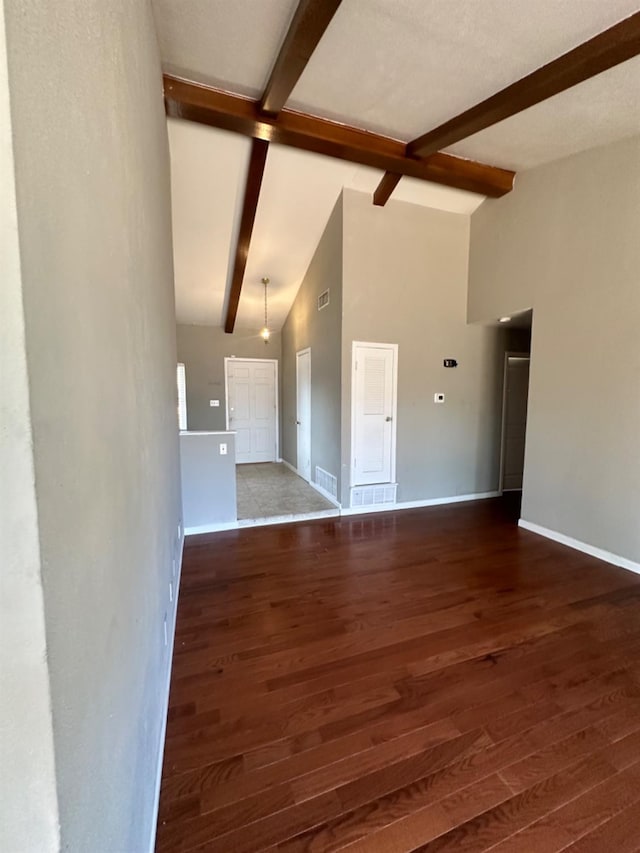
[{"x1": 152, "y1": 0, "x2": 640, "y2": 331}]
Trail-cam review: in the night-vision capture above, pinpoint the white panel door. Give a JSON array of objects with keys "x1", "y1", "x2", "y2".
[
  {"x1": 226, "y1": 359, "x2": 277, "y2": 463},
  {"x1": 352, "y1": 343, "x2": 397, "y2": 486},
  {"x1": 296, "y1": 349, "x2": 311, "y2": 481}
]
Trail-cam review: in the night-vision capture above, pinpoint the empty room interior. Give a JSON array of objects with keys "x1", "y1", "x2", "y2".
[{"x1": 2, "y1": 1, "x2": 640, "y2": 852}]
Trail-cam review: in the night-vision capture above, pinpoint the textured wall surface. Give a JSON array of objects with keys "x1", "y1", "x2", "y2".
[
  {"x1": 0, "y1": 0, "x2": 60, "y2": 847},
  {"x1": 341, "y1": 189, "x2": 503, "y2": 507},
  {"x1": 176, "y1": 324, "x2": 281, "y2": 433},
  {"x1": 4, "y1": 0, "x2": 182, "y2": 850},
  {"x1": 180, "y1": 432, "x2": 237, "y2": 530},
  {"x1": 469, "y1": 136, "x2": 640, "y2": 563},
  {"x1": 281, "y1": 198, "x2": 343, "y2": 491}
]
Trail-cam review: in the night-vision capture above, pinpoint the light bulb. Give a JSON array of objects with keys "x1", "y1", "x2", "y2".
[{"x1": 260, "y1": 326, "x2": 270, "y2": 342}]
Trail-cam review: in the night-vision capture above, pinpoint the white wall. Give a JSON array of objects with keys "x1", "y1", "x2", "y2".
[
  {"x1": 469, "y1": 136, "x2": 640, "y2": 563},
  {"x1": 341, "y1": 189, "x2": 503, "y2": 507},
  {"x1": 0, "y1": 1, "x2": 60, "y2": 848},
  {"x1": 2, "y1": 0, "x2": 182, "y2": 850}
]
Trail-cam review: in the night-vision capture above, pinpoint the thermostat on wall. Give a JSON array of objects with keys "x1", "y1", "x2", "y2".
[{"x1": 443, "y1": 359, "x2": 458, "y2": 368}]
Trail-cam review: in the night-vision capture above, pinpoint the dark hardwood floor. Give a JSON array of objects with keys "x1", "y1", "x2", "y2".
[{"x1": 156, "y1": 498, "x2": 640, "y2": 852}]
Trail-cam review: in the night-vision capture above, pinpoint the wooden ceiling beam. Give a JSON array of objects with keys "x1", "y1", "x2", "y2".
[
  {"x1": 164, "y1": 75, "x2": 515, "y2": 198},
  {"x1": 260, "y1": 0, "x2": 343, "y2": 116},
  {"x1": 224, "y1": 139, "x2": 269, "y2": 334},
  {"x1": 373, "y1": 172, "x2": 402, "y2": 207},
  {"x1": 223, "y1": 0, "x2": 343, "y2": 332},
  {"x1": 409, "y1": 11, "x2": 640, "y2": 158},
  {"x1": 374, "y1": 10, "x2": 640, "y2": 206}
]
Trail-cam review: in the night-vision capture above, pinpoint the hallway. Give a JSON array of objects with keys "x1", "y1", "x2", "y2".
[{"x1": 156, "y1": 498, "x2": 640, "y2": 852}]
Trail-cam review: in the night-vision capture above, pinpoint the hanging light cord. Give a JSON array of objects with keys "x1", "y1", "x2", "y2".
[
  {"x1": 264, "y1": 280, "x2": 268, "y2": 330},
  {"x1": 261, "y1": 276, "x2": 270, "y2": 343}
]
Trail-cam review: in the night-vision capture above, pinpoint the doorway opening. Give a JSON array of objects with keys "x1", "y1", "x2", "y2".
[
  {"x1": 494, "y1": 309, "x2": 533, "y2": 526},
  {"x1": 500, "y1": 353, "x2": 531, "y2": 493}
]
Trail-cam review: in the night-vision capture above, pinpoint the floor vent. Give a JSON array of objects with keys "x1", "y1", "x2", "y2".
[
  {"x1": 314, "y1": 466, "x2": 337, "y2": 498},
  {"x1": 350, "y1": 483, "x2": 397, "y2": 508}
]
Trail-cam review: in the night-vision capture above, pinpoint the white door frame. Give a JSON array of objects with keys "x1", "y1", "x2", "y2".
[
  {"x1": 296, "y1": 347, "x2": 311, "y2": 481},
  {"x1": 224, "y1": 357, "x2": 279, "y2": 461},
  {"x1": 499, "y1": 351, "x2": 530, "y2": 494},
  {"x1": 350, "y1": 341, "x2": 398, "y2": 485}
]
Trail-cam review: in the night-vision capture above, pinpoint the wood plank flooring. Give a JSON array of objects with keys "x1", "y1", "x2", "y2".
[{"x1": 156, "y1": 497, "x2": 640, "y2": 852}]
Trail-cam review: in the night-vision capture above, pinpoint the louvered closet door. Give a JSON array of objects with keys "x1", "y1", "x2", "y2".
[{"x1": 352, "y1": 343, "x2": 396, "y2": 485}]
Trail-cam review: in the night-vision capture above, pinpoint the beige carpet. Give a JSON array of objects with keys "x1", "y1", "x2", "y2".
[{"x1": 236, "y1": 462, "x2": 336, "y2": 521}]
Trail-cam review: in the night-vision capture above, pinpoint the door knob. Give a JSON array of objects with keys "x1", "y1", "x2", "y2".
[
  {"x1": 386, "y1": 416, "x2": 392, "y2": 422},
  {"x1": 296, "y1": 420, "x2": 301, "y2": 425}
]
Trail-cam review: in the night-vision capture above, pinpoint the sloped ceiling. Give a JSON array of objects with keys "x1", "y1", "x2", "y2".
[{"x1": 155, "y1": 0, "x2": 640, "y2": 329}]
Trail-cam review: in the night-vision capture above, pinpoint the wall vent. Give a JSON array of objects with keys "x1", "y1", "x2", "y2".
[
  {"x1": 317, "y1": 289, "x2": 330, "y2": 311},
  {"x1": 314, "y1": 466, "x2": 337, "y2": 499},
  {"x1": 350, "y1": 483, "x2": 397, "y2": 508}
]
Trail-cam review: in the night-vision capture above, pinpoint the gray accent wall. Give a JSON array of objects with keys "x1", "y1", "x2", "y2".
[
  {"x1": 341, "y1": 189, "x2": 503, "y2": 507},
  {"x1": 281, "y1": 197, "x2": 343, "y2": 494},
  {"x1": 180, "y1": 433, "x2": 237, "y2": 531},
  {"x1": 2, "y1": 1, "x2": 182, "y2": 850},
  {"x1": 469, "y1": 136, "x2": 640, "y2": 563},
  {"x1": 177, "y1": 323, "x2": 282, "y2": 433}
]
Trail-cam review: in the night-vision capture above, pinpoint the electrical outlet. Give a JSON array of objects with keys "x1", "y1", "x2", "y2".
[
  {"x1": 163, "y1": 613, "x2": 168, "y2": 647},
  {"x1": 220, "y1": 443, "x2": 227, "y2": 455},
  {"x1": 177, "y1": 522, "x2": 181, "y2": 539},
  {"x1": 434, "y1": 393, "x2": 445, "y2": 404},
  {"x1": 172, "y1": 557, "x2": 176, "y2": 579},
  {"x1": 169, "y1": 581, "x2": 173, "y2": 603}
]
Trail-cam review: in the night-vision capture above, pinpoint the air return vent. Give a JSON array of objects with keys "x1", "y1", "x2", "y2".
[
  {"x1": 350, "y1": 484, "x2": 397, "y2": 509},
  {"x1": 317, "y1": 289, "x2": 330, "y2": 311},
  {"x1": 315, "y1": 466, "x2": 337, "y2": 499}
]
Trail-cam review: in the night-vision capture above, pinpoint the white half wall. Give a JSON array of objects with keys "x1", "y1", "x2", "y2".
[{"x1": 469, "y1": 136, "x2": 640, "y2": 564}]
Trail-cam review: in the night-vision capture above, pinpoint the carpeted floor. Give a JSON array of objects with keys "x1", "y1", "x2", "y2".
[{"x1": 235, "y1": 462, "x2": 337, "y2": 522}]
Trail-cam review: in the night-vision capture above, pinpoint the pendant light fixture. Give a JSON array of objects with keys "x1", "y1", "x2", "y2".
[{"x1": 260, "y1": 276, "x2": 270, "y2": 343}]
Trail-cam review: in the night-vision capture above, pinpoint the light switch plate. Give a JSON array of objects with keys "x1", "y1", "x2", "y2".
[
  {"x1": 220, "y1": 443, "x2": 227, "y2": 455},
  {"x1": 434, "y1": 393, "x2": 445, "y2": 403}
]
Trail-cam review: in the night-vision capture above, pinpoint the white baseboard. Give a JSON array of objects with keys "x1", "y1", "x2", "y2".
[
  {"x1": 518, "y1": 519, "x2": 640, "y2": 575},
  {"x1": 184, "y1": 520, "x2": 238, "y2": 535},
  {"x1": 148, "y1": 528, "x2": 184, "y2": 852},
  {"x1": 309, "y1": 478, "x2": 341, "y2": 508},
  {"x1": 340, "y1": 490, "x2": 500, "y2": 517},
  {"x1": 280, "y1": 459, "x2": 341, "y2": 508},
  {"x1": 280, "y1": 458, "x2": 299, "y2": 476},
  {"x1": 238, "y1": 508, "x2": 339, "y2": 528}
]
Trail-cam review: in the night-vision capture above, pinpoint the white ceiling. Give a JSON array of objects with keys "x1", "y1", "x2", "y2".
[
  {"x1": 153, "y1": 0, "x2": 299, "y2": 97},
  {"x1": 157, "y1": 0, "x2": 640, "y2": 329},
  {"x1": 170, "y1": 119, "x2": 483, "y2": 328}
]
